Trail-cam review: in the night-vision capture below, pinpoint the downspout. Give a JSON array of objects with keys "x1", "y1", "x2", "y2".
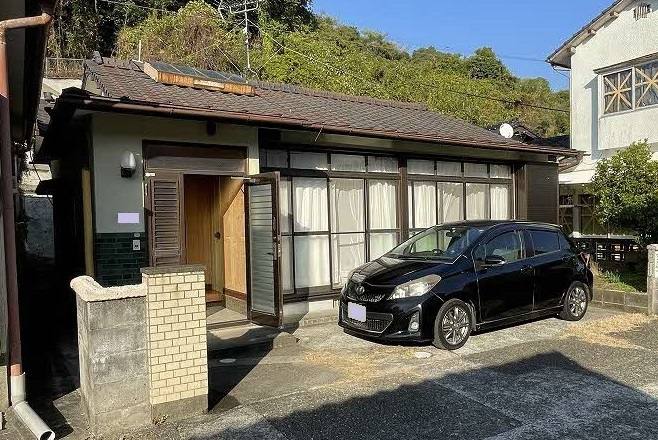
[{"x1": 0, "y1": 9, "x2": 55, "y2": 440}]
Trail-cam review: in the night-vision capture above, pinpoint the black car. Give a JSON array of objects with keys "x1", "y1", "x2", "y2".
[{"x1": 338, "y1": 221, "x2": 593, "y2": 350}]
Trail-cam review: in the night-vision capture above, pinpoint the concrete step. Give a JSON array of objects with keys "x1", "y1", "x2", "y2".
[{"x1": 207, "y1": 323, "x2": 299, "y2": 356}]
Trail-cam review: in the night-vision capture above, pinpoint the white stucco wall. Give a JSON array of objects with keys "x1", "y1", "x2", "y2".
[
  {"x1": 91, "y1": 113, "x2": 259, "y2": 234},
  {"x1": 570, "y1": 0, "x2": 658, "y2": 163}
]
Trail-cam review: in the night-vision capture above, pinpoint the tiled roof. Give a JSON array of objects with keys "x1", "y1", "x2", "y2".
[{"x1": 83, "y1": 57, "x2": 533, "y2": 150}]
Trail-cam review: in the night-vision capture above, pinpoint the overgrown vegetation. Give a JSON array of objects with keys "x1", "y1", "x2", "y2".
[
  {"x1": 49, "y1": 0, "x2": 569, "y2": 136},
  {"x1": 596, "y1": 268, "x2": 646, "y2": 293},
  {"x1": 591, "y1": 140, "x2": 658, "y2": 244}
]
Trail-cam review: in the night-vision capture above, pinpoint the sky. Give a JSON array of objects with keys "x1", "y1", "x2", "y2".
[{"x1": 311, "y1": 0, "x2": 614, "y2": 91}]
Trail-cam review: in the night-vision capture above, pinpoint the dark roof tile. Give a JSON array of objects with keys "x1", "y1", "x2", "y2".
[{"x1": 83, "y1": 58, "x2": 533, "y2": 149}]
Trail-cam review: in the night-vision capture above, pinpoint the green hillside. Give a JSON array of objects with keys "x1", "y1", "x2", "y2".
[{"x1": 48, "y1": 0, "x2": 569, "y2": 137}]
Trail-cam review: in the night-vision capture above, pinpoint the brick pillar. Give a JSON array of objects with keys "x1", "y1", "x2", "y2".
[
  {"x1": 141, "y1": 265, "x2": 208, "y2": 420},
  {"x1": 648, "y1": 245, "x2": 658, "y2": 316}
]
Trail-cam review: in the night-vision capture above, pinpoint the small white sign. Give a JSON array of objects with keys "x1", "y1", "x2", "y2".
[{"x1": 117, "y1": 212, "x2": 140, "y2": 224}]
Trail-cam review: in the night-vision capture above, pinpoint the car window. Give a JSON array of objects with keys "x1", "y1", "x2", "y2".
[
  {"x1": 558, "y1": 232, "x2": 573, "y2": 251},
  {"x1": 530, "y1": 230, "x2": 560, "y2": 255},
  {"x1": 485, "y1": 232, "x2": 522, "y2": 263}
]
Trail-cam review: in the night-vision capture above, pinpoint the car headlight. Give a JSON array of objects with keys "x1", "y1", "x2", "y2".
[
  {"x1": 341, "y1": 269, "x2": 357, "y2": 294},
  {"x1": 389, "y1": 274, "x2": 441, "y2": 300}
]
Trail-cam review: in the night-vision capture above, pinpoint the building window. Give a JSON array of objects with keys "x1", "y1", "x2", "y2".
[
  {"x1": 634, "y1": 3, "x2": 652, "y2": 20},
  {"x1": 265, "y1": 150, "x2": 400, "y2": 296},
  {"x1": 408, "y1": 161, "x2": 513, "y2": 235},
  {"x1": 601, "y1": 59, "x2": 658, "y2": 114},
  {"x1": 603, "y1": 69, "x2": 633, "y2": 114},
  {"x1": 635, "y1": 61, "x2": 658, "y2": 108},
  {"x1": 264, "y1": 152, "x2": 513, "y2": 298}
]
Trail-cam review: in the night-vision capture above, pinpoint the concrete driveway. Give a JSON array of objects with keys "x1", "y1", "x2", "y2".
[
  {"x1": 146, "y1": 306, "x2": 658, "y2": 440},
  {"x1": 4, "y1": 306, "x2": 658, "y2": 439}
]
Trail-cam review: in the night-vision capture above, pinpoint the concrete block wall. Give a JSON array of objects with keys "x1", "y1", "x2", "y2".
[
  {"x1": 142, "y1": 265, "x2": 208, "y2": 420},
  {"x1": 647, "y1": 245, "x2": 658, "y2": 315},
  {"x1": 72, "y1": 278, "x2": 150, "y2": 436}
]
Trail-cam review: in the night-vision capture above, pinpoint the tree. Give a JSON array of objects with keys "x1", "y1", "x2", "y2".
[
  {"x1": 590, "y1": 140, "x2": 658, "y2": 243},
  {"x1": 467, "y1": 47, "x2": 513, "y2": 82}
]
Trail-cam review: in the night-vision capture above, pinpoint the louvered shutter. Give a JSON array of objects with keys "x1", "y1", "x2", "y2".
[{"x1": 147, "y1": 173, "x2": 184, "y2": 266}]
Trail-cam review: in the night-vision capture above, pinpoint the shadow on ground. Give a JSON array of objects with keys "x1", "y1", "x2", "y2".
[{"x1": 185, "y1": 351, "x2": 658, "y2": 440}]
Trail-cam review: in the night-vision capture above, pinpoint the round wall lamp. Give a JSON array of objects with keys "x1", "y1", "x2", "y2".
[{"x1": 120, "y1": 151, "x2": 137, "y2": 178}]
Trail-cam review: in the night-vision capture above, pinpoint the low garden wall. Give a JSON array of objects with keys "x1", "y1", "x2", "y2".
[{"x1": 71, "y1": 265, "x2": 208, "y2": 436}]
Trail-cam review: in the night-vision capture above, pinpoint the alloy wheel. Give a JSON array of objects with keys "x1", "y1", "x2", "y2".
[
  {"x1": 568, "y1": 286, "x2": 587, "y2": 317},
  {"x1": 441, "y1": 306, "x2": 469, "y2": 346}
]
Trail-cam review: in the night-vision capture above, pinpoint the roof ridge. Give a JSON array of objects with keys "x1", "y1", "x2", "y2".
[{"x1": 253, "y1": 80, "x2": 428, "y2": 111}]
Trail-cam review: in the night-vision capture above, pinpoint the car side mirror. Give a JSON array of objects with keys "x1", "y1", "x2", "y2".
[{"x1": 483, "y1": 255, "x2": 506, "y2": 267}]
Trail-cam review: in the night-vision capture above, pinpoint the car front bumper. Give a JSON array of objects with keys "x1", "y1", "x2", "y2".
[{"x1": 337, "y1": 296, "x2": 434, "y2": 343}]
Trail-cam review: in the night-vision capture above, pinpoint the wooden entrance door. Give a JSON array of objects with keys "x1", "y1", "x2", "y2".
[{"x1": 184, "y1": 175, "x2": 218, "y2": 285}]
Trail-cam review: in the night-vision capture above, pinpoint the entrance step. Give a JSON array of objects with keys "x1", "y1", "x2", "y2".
[
  {"x1": 282, "y1": 309, "x2": 338, "y2": 329},
  {"x1": 207, "y1": 323, "x2": 299, "y2": 355}
]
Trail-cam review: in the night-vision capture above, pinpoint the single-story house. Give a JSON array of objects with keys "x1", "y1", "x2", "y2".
[{"x1": 37, "y1": 56, "x2": 577, "y2": 327}]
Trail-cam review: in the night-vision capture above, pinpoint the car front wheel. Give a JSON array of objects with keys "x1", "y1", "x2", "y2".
[
  {"x1": 559, "y1": 282, "x2": 589, "y2": 321},
  {"x1": 433, "y1": 299, "x2": 472, "y2": 350}
]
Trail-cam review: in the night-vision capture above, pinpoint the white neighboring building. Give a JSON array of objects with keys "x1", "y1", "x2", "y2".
[{"x1": 548, "y1": 0, "x2": 658, "y2": 237}]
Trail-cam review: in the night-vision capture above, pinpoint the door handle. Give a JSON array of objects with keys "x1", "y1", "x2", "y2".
[
  {"x1": 520, "y1": 265, "x2": 533, "y2": 274},
  {"x1": 214, "y1": 232, "x2": 221, "y2": 239}
]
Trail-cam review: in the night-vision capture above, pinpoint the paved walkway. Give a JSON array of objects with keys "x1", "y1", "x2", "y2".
[{"x1": 3, "y1": 306, "x2": 658, "y2": 439}]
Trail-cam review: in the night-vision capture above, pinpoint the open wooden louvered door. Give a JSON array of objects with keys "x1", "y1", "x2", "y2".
[
  {"x1": 246, "y1": 172, "x2": 283, "y2": 327},
  {"x1": 146, "y1": 172, "x2": 185, "y2": 266}
]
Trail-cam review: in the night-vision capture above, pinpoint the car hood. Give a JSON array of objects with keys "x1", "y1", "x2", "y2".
[{"x1": 350, "y1": 255, "x2": 459, "y2": 286}]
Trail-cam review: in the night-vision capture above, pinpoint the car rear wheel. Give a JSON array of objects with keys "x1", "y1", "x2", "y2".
[
  {"x1": 559, "y1": 282, "x2": 589, "y2": 321},
  {"x1": 433, "y1": 299, "x2": 472, "y2": 350}
]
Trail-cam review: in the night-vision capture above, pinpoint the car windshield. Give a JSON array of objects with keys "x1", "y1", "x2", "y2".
[{"x1": 387, "y1": 225, "x2": 485, "y2": 261}]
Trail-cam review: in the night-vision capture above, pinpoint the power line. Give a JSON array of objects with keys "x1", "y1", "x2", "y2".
[{"x1": 249, "y1": 20, "x2": 569, "y2": 114}]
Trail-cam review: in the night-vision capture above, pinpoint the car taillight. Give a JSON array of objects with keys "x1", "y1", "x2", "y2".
[{"x1": 579, "y1": 252, "x2": 591, "y2": 267}]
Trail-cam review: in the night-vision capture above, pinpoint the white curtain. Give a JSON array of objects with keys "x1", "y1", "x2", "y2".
[
  {"x1": 466, "y1": 183, "x2": 488, "y2": 219},
  {"x1": 294, "y1": 235, "x2": 330, "y2": 288},
  {"x1": 331, "y1": 233, "x2": 365, "y2": 287},
  {"x1": 412, "y1": 182, "x2": 437, "y2": 228},
  {"x1": 280, "y1": 180, "x2": 292, "y2": 234},
  {"x1": 407, "y1": 159, "x2": 435, "y2": 175},
  {"x1": 436, "y1": 161, "x2": 462, "y2": 177},
  {"x1": 330, "y1": 179, "x2": 365, "y2": 232},
  {"x1": 440, "y1": 182, "x2": 463, "y2": 222},
  {"x1": 464, "y1": 163, "x2": 488, "y2": 178},
  {"x1": 281, "y1": 236, "x2": 293, "y2": 292},
  {"x1": 368, "y1": 180, "x2": 397, "y2": 229},
  {"x1": 293, "y1": 178, "x2": 328, "y2": 232},
  {"x1": 490, "y1": 184, "x2": 511, "y2": 220},
  {"x1": 369, "y1": 233, "x2": 397, "y2": 260},
  {"x1": 290, "y1": 151, "x2": 328, "y2": 170},
  {"x1": 331, "y1": 154, "x2": 366, "y2": 172},
  {"x1": 368, "y1": 156, "x2": 398, "y2": 173}
]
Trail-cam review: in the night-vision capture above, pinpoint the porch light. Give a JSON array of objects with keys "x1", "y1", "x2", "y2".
[{"x1": 120, "y1": 151, "x2": 137, "y2": 178}]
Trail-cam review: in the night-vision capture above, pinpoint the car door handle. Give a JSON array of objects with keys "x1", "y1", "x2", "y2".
[
  {"x1": 561, "y1": 255, "x2": 571, "y2": 262},
  {"x1": 520, "y1": 265, "x2": 533, "y2": 274}
]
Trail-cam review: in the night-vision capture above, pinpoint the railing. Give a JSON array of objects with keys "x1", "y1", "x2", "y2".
[{"x1": 44, "y1": 57, "x2": 84, "y2": 79}]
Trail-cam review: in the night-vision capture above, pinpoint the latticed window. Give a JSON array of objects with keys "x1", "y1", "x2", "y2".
[
  {"x1": 603, "y1": 69, "x2": 632, "y2": 114},
  {"x1": 635, "y1": 61, "x2": 658, "y2": 108}
]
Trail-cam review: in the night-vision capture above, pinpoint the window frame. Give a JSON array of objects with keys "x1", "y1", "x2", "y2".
[
  {"x1": 261, "y1": 148, "x2": 402, "y2": 301},
  {"x1": 407, "y1": 160, "x2": 515, "y2": 233},
  {"x1": 599, "y1": 58, "x2": 658, "y2": 116},
  {"x1": 261, "y1": 147, "x2": 516, "y2": 301}
]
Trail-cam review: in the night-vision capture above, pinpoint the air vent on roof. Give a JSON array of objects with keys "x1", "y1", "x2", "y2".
[
  {"x1": 634, "y1": 3, "x2": 652, "y2": 20},
  {"x1": 143, "y1": 61, "x2": 255, "y2": 95}
]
